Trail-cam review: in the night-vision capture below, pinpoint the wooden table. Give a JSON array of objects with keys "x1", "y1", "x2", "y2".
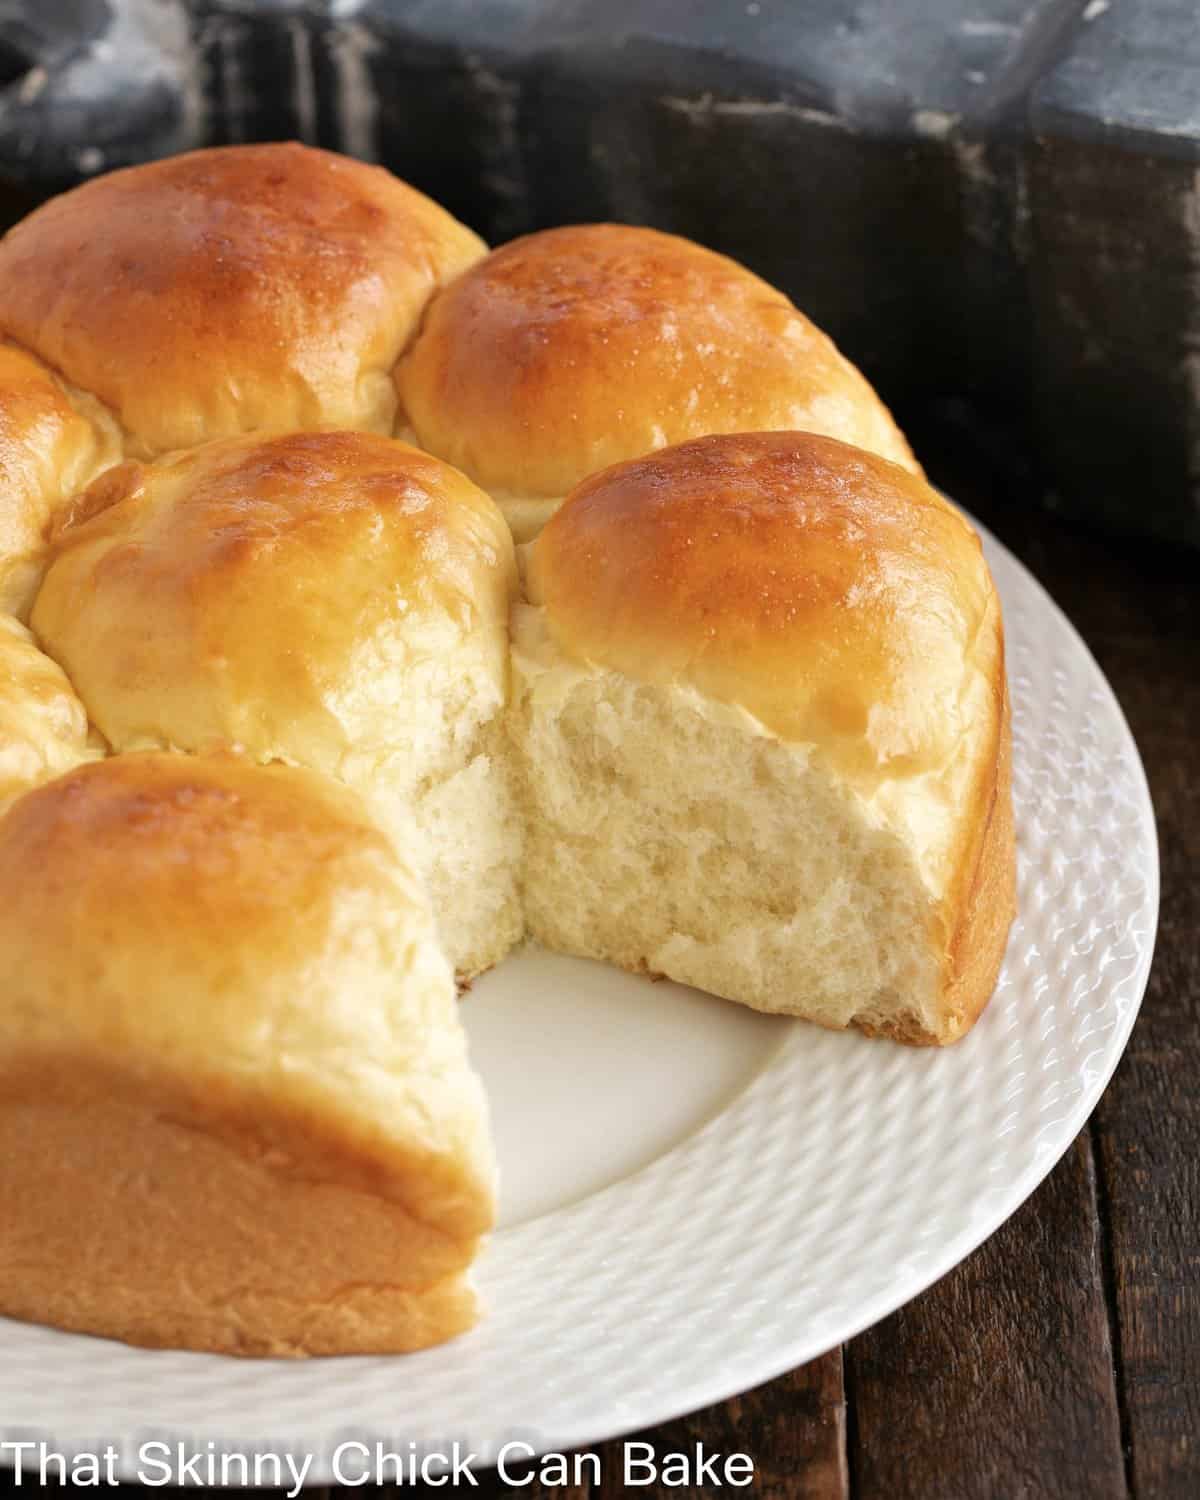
[{"x1": 1, "y1": 426, "x2": 1194, "y2": 1499}]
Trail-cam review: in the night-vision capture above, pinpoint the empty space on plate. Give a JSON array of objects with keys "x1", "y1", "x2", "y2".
[{"x1": 465, "y1": 948, "x2": 791, "y2": 1227}]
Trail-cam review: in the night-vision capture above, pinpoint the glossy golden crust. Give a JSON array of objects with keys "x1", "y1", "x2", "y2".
[
  {"x1": 938, "y1": 670, "x2": 1016, "y2": 1040},
  {"x1": 0, "y1": 614, "x2": 94, "y2": 811},
  {"x1": 0, "y1": 143, "x2": 485, "y2": 457},
  {"x1": 854, "y1": 675, "x2": 1015, "y2": 1045},
  {"x1": 31, "y1": 429, "x2": 516, "y2": 766},
  {"x1": 397, "y1": 223, "x2": 917, "y2": 510},
  {"x1": 530, "y1": 432, "x2": 991, "y2": 783},
  {"x1": 0, "y1": 343, "x2": 120, "y2": 616},
  {"x1": 0, "y1": 754, "x2": 495, "y2": 1355}
]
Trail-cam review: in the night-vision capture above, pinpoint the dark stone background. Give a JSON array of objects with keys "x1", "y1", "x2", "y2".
[{"x1": 0, "y1": 0, "x2": 1197, "y2": 547}]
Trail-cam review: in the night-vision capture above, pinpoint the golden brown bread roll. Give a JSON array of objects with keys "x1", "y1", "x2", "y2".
[
  {"x1": 31, "y1": 429, "x2": 522, "y2": 979},
  {"x1": 0, "y1": 143, "x2": 1018, "y2": 1361},
  {"x1": 0, "y1": 752, "x2": 495, "y2": 1356},
  {"x1": 0, "y1": 343, "x2": 120, "y2": 616},
  {"x1": 0, "y1": 143, "x2": 485, "y2": 457},
  {"x1": 0, "y1": 614, "x2": 96, "y2": 812},
  {"x1": 513, "y1": 431, "x2": 1015, "y2": 1044},
  {"x1": 397, "y1": 223, "x2": 918, "y2": 539}
]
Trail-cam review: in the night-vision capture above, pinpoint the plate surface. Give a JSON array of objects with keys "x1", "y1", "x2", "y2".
[{"x1": 0, "y1": 520, "x2": 1158, "y2": 1481}]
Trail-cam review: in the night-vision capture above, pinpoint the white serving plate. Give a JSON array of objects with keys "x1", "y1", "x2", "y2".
[{"x1": 0, "y1": 517, "x2": 1158, "y2": 1483}]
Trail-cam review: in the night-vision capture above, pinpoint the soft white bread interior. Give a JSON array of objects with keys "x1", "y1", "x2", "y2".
[
  {"x1": 0, "y1": 143, "x2": 485, "y2": 457},
  {"x1": 0, "y1": 613, "x2": 96, "y2": 813},
  {"x1": 0, "y1": 343, "x2": 121, "y2": 617},
  {"x1": 30, "y1": 430, "x2": 522, "y2": 980},
  {"x1": 0, "y1": 752, "x2": 495, "y2": 1356},
  {"x1": 397, "y1": 223, "x2": 919, "y2": 539},
  {"x1": 513, "y1": 431, "x2": 1015, "y2": 1044}
]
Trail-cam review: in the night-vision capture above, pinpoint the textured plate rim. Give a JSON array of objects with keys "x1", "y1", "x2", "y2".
[
  {"x1": 446, "y1": 513, "x2": 1160, "y2": 1466},
  {"x1": 0, "y1": 510, "x2": 1159, "y2": 1480}
]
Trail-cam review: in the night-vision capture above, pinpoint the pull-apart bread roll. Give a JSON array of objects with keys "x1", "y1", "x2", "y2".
[
  {"x1": 0, "y1": 753, "x2": 495, "y2": 1356},
  {"x1": 31, "y1": 430, "x2": 521, "y2": 979},
  {"x1": 0, "y1": 343, "x2": 120, "y2": 616},
  {"x1": 0, "y1": 142, "x2": 485, "y2": 456},
  {"x1": 0, "y1": 141, "x2": 1017, "y2": 1363},
  {"x1": 0, "y1": 614, "x2": 95, "y2": 812},
  {"x1": 397, "y1": 223, "x2": 917, "y2": 539},
  {"x1": 514, "y1": 431, "x2": 1015, "y2": 1045}
]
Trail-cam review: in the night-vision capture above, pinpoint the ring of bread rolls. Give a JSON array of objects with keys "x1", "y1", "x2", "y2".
[{"x1": 0, "y1": 143, "x2": 1015, "y2": 1358}]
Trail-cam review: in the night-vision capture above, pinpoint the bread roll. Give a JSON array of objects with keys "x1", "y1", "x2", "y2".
[
  {"x1": 0, "y1": 143, "x2": 485, "y2": 457},
  {"x1": 31, "y1": 429, "x2": 521, "y2": 979},
  {"x1": 0, "y1": 614, "x2": 96, "y2": 812},
  {"x1": 397, "y1": 223, "x2": 918, "y2": 539},
  {"x1": 0, "y1": 142, "x2": 1020, "y2": 1362},
  {"x1": 0, "y1": 343, "x2": 120, "y2": 616},
  {"x1": 0, "y1": 752, "x2": 495, "y2": 1356},
  {"x1": 513, "y1": 431, "x2": 1015, "y2": 1044}
]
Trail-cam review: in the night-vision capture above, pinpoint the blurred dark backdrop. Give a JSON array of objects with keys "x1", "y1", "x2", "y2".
[{"x1": 0, "y1": 0, "x2": 1197, "y2": 548}]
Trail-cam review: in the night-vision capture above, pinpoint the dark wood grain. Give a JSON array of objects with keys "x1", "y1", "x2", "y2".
[
  {"x1": 378, "y1": 1456, "x2": 592, "y2": 1498},
  {"x1": 1081, "y1": 592, "x2": 1200, "y2": 1498},
  {"x1": 591, "y1": 1353, "x2": 847, "y2": 1500},
  {"x1": 463, "y1": 1463, "x2": 590, "y2": 1498},
  {"x1": 937, "y1": 414, "x2": 1199, "y2": 1500},
  {"x1": 847, "y1": 1133, "x2": 1126, "y2": 1500}
]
